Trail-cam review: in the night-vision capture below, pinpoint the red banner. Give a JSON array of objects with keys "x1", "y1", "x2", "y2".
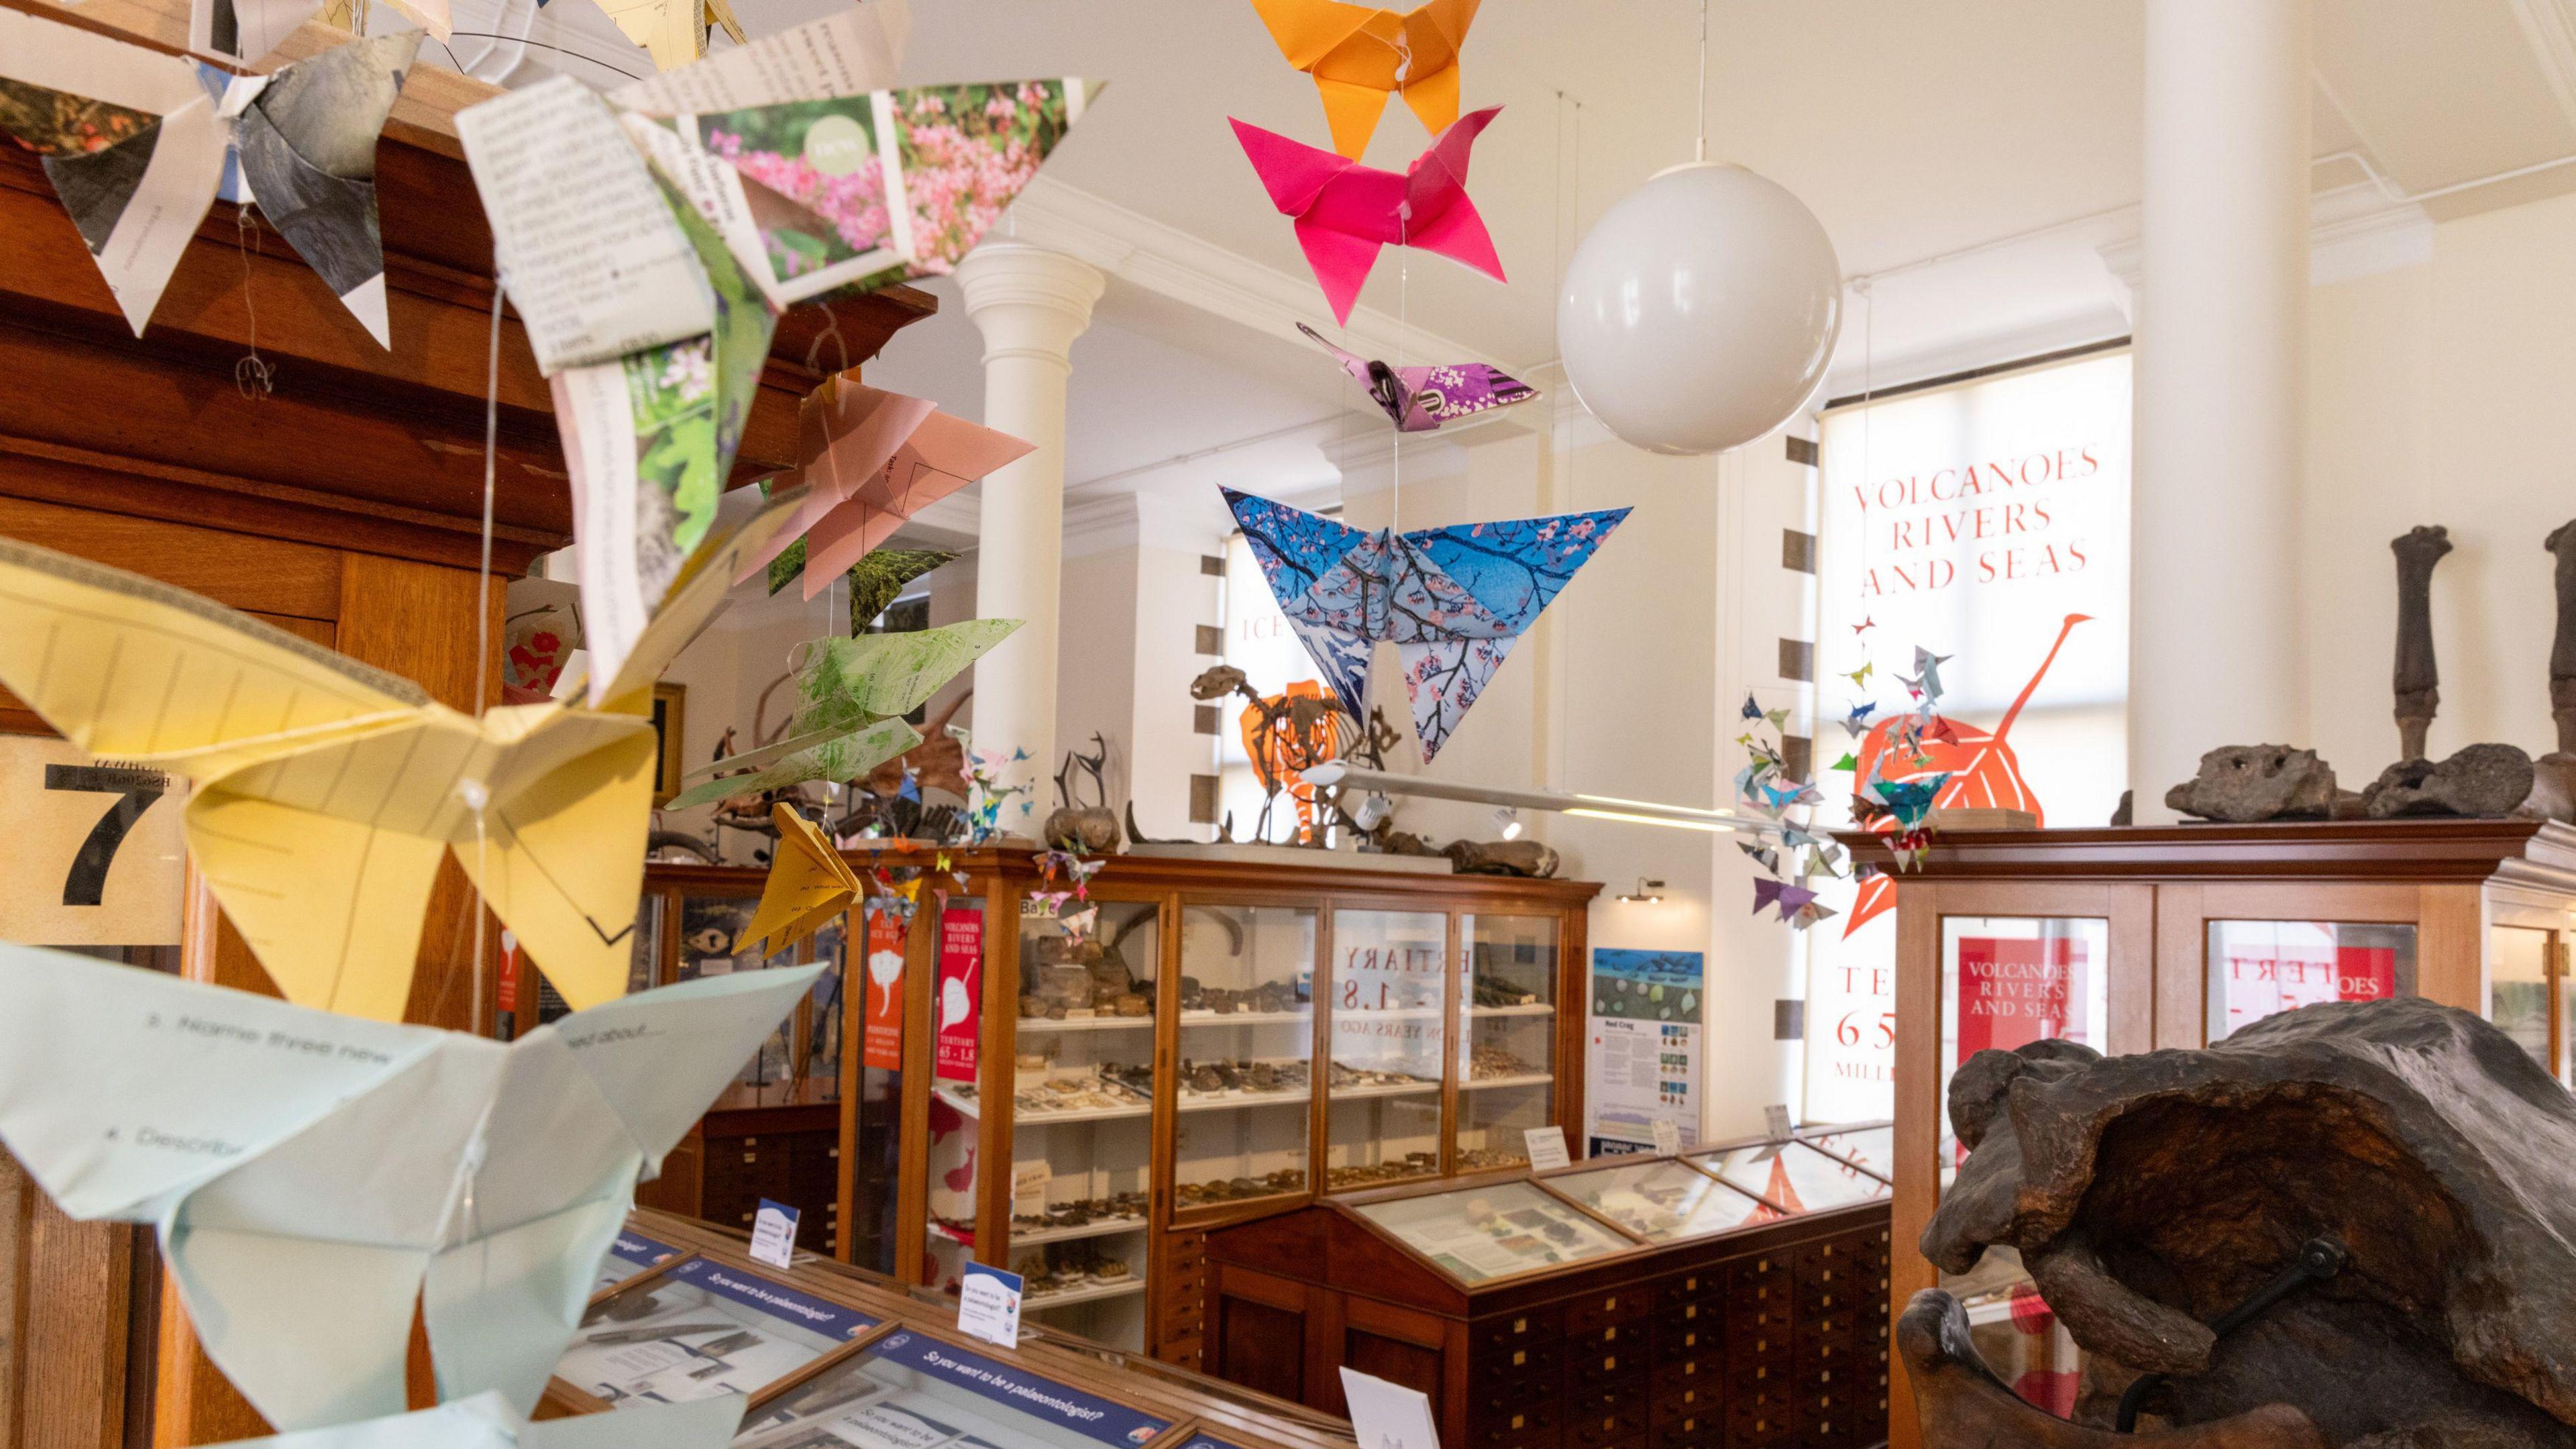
[
  {"x1": 934, "y1": 908, "x2": 983, "y2": 1083},
  {"x1": 1953, "y1": 935, "x2": 2090, "y2": 1059},
  {"x1": 861, "y1": 903, "x2": 908, "y2": 1072}
]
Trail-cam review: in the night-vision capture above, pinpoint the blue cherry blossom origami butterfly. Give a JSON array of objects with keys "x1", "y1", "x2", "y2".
[{"x1": 1224, "y1": 488, "x2": 1629, "y2": 761}]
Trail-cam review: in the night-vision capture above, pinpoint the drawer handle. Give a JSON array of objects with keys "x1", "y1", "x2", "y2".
[{"x1": 1512, "y1": 1350, "x2": 1524, "y2": 1366}]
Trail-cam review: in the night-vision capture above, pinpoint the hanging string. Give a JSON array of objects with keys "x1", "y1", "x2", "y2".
[
  {"x1": 469, "y1": 275, "x2": 505, "y2": 1034},
  {"x1": 1695, "y1": 0, "x2": 1710, "y2": 164},
  {"x1": 234, "y1": 209, "x2": 273, "y2": 397},
  {"x1": 804, "y1": 310, "x2": 851, "y2": 376}
]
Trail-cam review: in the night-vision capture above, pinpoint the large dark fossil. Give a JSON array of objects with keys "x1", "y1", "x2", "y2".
[
  {"x1": 2390, "y1": 525, "x2": 2453, "y2": 764},
  {"x1": 1919, "y1": 998, "x2": 2576, "y2": 1448}
]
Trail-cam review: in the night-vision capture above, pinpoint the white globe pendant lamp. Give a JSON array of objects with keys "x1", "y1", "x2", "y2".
[{"x1": 1556, "y1": 5, "x2": 1843, "y2": 456}]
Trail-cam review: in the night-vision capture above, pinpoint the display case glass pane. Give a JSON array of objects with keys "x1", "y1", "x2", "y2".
[
  {"x1": 924, "y1": 901, "x2": 988, "y2": 1296},
  {"x1": 1544, "y1": 1157, "x2": 1767, "y2": 1242},
  {"x1": 1939, "y1": 916, "x2": 2110, "y2": 1422},
  {"x1": 1350, "y1": 1181, "x2": 1629, "y2": 1285},
  {"x1": 555, "y1": 1256, "x2": 877, "y2": 1405},
  {"x1": 1454, "y1": 913, "x2": 1556, "y2": 1173},
  {"x1": 680, "y1": 894, "x2": 804, "y2": 1088},
  {"x1": 2489, "y1": 925, "x2": 2559, "y2": 1081},
  {"x1": 802, "y1": 916, "x2": 847, "y2": 1100},
  {"x1": 1799, "y1": 1122, "x2": 1893, "y2": 1181},
  {"x1": 1173, "y1": 904, "x2": 1316, "y2": 1212},
  {"x1": 2205, "y1": 920, "x2": 2418, "y2": 1044},
  {"x1": 593, "y1": 1228, "x2": 686, "y2": 1292},
  {"x1": 1939, "y1": 917, "x2": 2110, "y2": 1185},
  {"x1": 1008, "y1": 900, "x2": 1158, "y2": 1350},
  {"x1": 629, "y1": 894, "x2": 666, "y2": 994},
  {"x1": 735, "y1": 1328, "x2": 1170, "y2": 1449},
  {"x1": 1326, "y1": 908, "x2": 1447, "y2": 1191},
  {"x1": 851, "y1": 900, "x2": 909, "y2": 1277},
  {"x1": 1690, "y1": 1136, "x2": 1893, "y2": 1218}
]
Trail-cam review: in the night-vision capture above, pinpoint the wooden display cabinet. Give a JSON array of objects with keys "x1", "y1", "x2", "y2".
[
  {"x1": 1201, "y1": 1124, "x2": 1896, "y2": 1449},
  {"x1": 539, "y1": 1208, "x2": 1360, "y2": 1449},
  {"x1": 0, "y1": 4, "x2": 932, "y2": 1440},
  {"x1": 1872, "y1": 820, "x2": 2576, "y2": 1449},
  {"x1": 856, "y1": 845, "x2": 1599, "y2": 1375},
  {"x1": 568, "y1": 865, "x2": 853, "y2": 1257}
]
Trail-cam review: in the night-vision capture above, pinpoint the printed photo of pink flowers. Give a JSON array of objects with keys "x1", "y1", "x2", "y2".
[{"x1": 699, "y1": 79, "x2": 1082, "y2": 292}]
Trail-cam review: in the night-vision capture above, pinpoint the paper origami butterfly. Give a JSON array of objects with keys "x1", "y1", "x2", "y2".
[
  {"x1": 0, "y1": 493, "x2": 798, "y2": 1022},
  {"x1": 737, "y1": 804, "x2": 863, "y2": 960},
  {"x1": 1247, "y1": 0, "x2": 1481, "y2": 159},
  {"x1": 0, "y1": 945, "x2": 818, "y2": 1430},
  {"x1": 740, "y1": 377, "x2": 1034, "y2": 601},
  {"x1": 666, "y1": 621, "x2": 1021, "y2": 810},
  {"x1": 1224, "y1": 488, "x2": 1627, "y2": 760},
  {"x1": 0, "y1": 14, "x2": 417, "y2": 345},
  {"x1": 1299, "y1": 324, "x2": 1536, "y2": 432},
  {"x1": 1232, "y1": 106, "x2": 1503, "y2": 325}
]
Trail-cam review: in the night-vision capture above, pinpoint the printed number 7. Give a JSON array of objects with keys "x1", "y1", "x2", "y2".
[{"x1": 44, "y1": 763, "x2": 168, "y2": 907}]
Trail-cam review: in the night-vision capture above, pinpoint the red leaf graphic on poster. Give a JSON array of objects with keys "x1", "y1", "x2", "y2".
[
  {"x1": 1761, "y1": 1153, "x2": 1806, "y2": 1215},
  {"x1": 1844, "y1": 614, "x2": 2090, "y2": 937}
]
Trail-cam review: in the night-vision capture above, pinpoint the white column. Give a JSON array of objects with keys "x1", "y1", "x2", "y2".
[
  {"x1": 957, "y1": 243, "x2": 1106, "y2": 810},
  {"x1": 2129, "y1": 0, "x2": 2313, "y2": 822}
]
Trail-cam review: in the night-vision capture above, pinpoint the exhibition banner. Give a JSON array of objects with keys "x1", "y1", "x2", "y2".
[
  {"x1": 1805, "y1": 350, "x2": 2134, "y2": 1122},
  {"x1": 862, "y1": 900, "x2": 908, "y2": 1071},
  {"x1": 934, "y1": 906, "x2": 983, "y2": 1083},
  {"x1": 1586, "y1": 949, "x2": 1703, "y2": 1152}
]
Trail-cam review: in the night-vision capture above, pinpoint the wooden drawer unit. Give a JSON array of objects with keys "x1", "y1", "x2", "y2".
[
  {"x1": 1204, "y1": 1144, "x2": 1891, "y2": 1449},
  {"x1": 1562, "y1": 1285, "x2": 1650, "y2": 1337},
  {"x1": 1466, "y1": 1395, "x2": 1564, "y2": 1449}
]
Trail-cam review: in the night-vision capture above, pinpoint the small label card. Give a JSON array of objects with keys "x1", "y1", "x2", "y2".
[
  {"x1": 749, "y1": 1199, "x2": 800, "y2": 1269},
  {"x1": 1340, "y1": 1368, "x2": 1442, "y2": 1449},
  {"x1": 958, "y1": 1263, "x2": 1025, "y2": 1349},
  {"x1": 1652, "y1": 1119, "x2": 1681, "y2": 1157},
  {"x1": 1523, "y1": 1125, "x2": 1572, "y2": 1172},
  {"x1": 1756, "y1": 1103, "x2": 1794, "y2": 1161}
]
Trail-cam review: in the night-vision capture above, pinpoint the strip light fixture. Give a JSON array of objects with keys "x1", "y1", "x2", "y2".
[{"x1": 1301, "y1": 763, "x2": 1782, "y2": 838}]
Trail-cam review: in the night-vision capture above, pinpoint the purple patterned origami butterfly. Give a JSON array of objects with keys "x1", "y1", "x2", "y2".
[{"x1": 1297, "y1": 323, "x2": 1540, "y2": 432}]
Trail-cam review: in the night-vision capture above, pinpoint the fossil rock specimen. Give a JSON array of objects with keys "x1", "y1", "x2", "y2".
[
  {"x1": 2362, "y1": 743, "x2": 2536, "y2": 819},
  {"x1": 1927, "y1": 999, "x2": 2576, "y2": 1446},
  {"x1": 2165, "y1": 746, "x2": 2340, "y2": 822}
]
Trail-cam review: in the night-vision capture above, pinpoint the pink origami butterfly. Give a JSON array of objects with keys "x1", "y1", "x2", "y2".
[
  {"x1": 1231, "y1": 105, "x2": 1505, "y2": 325},
  {"x1": 1296, "y1": 323, "x2": 1537, "y2": 432}
]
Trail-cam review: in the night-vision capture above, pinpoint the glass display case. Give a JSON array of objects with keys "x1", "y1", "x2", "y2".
[
  {"x1": 735, "y1": 1328, "x2": 1172, "y2": 1449},
  {"x1": 1204, "y1": 1124, "x2": 1895, "y2": 1449},
  {"x1": 1453, "y1": 913, "x2": 1558, "y2": 1174},
  {"x1": 861, "y1": 847, "x2": 1596, "y2": 1377},
  {"x1": 554, "y1": 1208, "x2": 1380, "y2": 1449},
  {"x1": 2489, "y1": 922, "x2": 2568, "y2": 1081},
  {"x1": 1322, "y1": 908, "x2": 1448, "y2": 1191},
  {"x1": 1347, "y1": 1179, "x2": 1627, "y2": 1284},
  {"x1": 2205, "y1": 919, "x2": 2418, "y2": 1042},
  {"x1": 1536, "y1": 1155, "x2": 1764, "y2": 1242},
  {"x1": 1171, "y1": 904, "x2": 1318, "y2": 1214},
  {"x1": 555, "y1": 1255, "x2": 879, "y2": 1407},
  {"x1": 1939, "y1": 916, "x2": 2110, "y2": 1182},
  {"x1": 1870, "y1": 820, "x2": 2576, "y2": 1449},
  {"x1": 1693, "y1": 1136, "x2": 1893, "y2": 1216},
  {"x1": 1005, "y1": 898, "x2": 1162, "y2": 1351}
]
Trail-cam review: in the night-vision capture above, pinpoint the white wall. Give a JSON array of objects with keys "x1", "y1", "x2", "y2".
[{"x1": 2302, "y1": 189, "x2": 2576, "y2": 783}]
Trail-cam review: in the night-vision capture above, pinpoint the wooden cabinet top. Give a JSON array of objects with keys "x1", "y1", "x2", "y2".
[{"x1": 1839, "y1": 819, "x2": 2576, "y2": 890}]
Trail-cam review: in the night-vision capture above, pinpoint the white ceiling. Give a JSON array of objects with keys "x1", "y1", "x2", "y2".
[{"x1": 492, "y1": 0, "x2": 2576, "y2": 527}]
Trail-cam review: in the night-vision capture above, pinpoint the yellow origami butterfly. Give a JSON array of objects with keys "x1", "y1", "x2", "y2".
[
  {"x1": 737, "y1": 803, "x2": 862, "y2": 961},
  {"x1": 0, "y1": 496, "x2": 795, "y2": 1021}
]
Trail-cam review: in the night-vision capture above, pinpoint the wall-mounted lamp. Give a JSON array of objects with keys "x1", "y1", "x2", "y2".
[
  {"x1": 1617, "y1": 877, "x2": 1668, "y2": 903},
  {"x1": 1493, "y1": 806, "x2": 1523, "y2": 840}
]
